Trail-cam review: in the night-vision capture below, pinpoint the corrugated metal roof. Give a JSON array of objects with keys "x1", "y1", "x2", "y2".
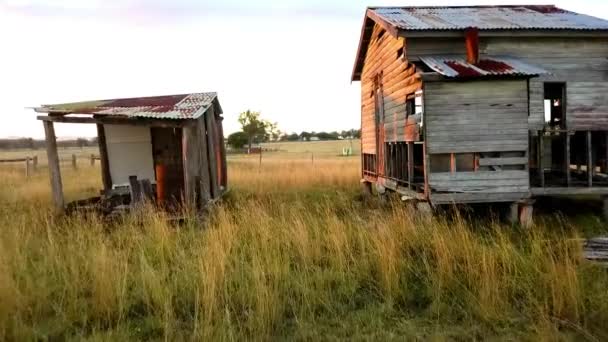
[
  {"x1": 372, "y1": 6, "x2": 608, "y2": 31},
  {"x1": 419, "y1": 55, "x2": 549, "y2": 78},
  {"x1": 34, "y1": 92, "x2": 218, "y2": 120}
]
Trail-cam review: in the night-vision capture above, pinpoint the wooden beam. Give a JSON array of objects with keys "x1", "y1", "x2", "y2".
[
  {"x1": 407, "y1": 142, "x2": 414, "y2": 190},
  {"x1": 37, "y1": 115, "x2": 193, "y2": 128},
  {"x1": 538, "y1": 131, "x2": 545, "y2": 187},
  {"x1": 43, "y1": 121, "x2": 64, "y2": 212},
  {"x1": 565, "y1": 132, "x2": 571, "y2": 186},
  {"x1": 96, "y1": 124, "x2": 112, "y2": 191},
  {"x1": 205, "y1": 108, "x2": 219, "y2": 199},
  {"x1": 605, "y1": 133, "x2": 608, "y2": 173},
  {"x1": 531, "y1": 187, "x2": 608, "y2": 196},
  {"x1": 182, "y1": 124, "x2": 199, "y2": 210},
  {"x1": 217, "y1": 117, "x2": 228, "y2": 188},
  {"x1": 197, "y1": 117, "x2": 211, "y2": 204},
  {"x1": 588, "y1": 131, "x2": 593, "y2": 187}
]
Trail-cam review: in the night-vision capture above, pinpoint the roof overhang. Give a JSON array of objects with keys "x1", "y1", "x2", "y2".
[
  {"x1": 351, "y1": 6, "x2": 608, "y2": 82},
  {"x1": 419, "y1": 55, "x2": 549, "y2": 79}
]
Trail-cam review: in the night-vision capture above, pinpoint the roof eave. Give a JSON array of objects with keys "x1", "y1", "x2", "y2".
[
  {"x1": 397, "y1": 28, "x2": 608, "y2": 38},
  {"x1": 351, "y1": 8, "x2": 401, "y2": 82}
]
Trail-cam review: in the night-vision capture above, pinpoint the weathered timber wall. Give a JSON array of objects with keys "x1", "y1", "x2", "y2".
[
  {"x1": 484, "y1": 37, "x2": 608, "y2": 130},
  {"x1": 360, "y1": 24, "x2": 422, "y2": 155},
  {"x1": 424, "y1": 80, "x2": 530, "y2": 197},
  {"x1": 425, "y1": 80, "x2": 529, "y2": 154},
  {"x1": 407, "y1": 36, "x2": 608, "y2": 131}
]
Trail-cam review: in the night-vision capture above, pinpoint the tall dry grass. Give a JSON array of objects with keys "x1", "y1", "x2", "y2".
[{"x1": 0, "y1": 156, "x2": 607, "y2": 340}]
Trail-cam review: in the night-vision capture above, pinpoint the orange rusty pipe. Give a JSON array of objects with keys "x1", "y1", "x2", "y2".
[
  {"x1": 155, "y1": 164, "x2": 166, "y2": 206},
  {"x1": 465, "y1": 27, "x2": 479, "y2": 65}
]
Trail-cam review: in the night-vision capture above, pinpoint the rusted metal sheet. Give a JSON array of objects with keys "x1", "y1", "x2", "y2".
[
  {"x1": 34, "y1": 93, "x2": 219, "y2": 120},
  {"x1": 419, "y1": 55, "x2": 548, "y2": 78},
  {"x1": 372, "y1": 6, "x2": 608, "y2": 31}
]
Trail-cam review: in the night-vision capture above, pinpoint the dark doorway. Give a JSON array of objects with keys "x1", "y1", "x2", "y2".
[{"x1": 151, "y1": 127, "x2": 184, "y2": 205}]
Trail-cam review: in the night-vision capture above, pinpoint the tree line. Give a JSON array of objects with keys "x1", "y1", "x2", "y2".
[
  {"x1": 0, "y1": 137, "x2": 98, "y2": 150},
  {"x1": 226, "y1": 110, "x2": 361, "y2": 150}
]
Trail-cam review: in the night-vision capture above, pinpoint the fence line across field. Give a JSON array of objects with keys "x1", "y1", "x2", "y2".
[{"x1": 0, "y1": 154, "x2": 102, "y2": 178}]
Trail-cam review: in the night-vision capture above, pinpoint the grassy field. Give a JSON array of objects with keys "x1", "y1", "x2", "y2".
[{"x1": 1, "y1": 142, "x2": 608, "y2": 340}]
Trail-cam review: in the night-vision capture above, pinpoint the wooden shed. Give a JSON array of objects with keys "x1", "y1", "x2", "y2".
[
  {"x1": 34, "y1": 92, "x2": 227, "y2": 214},
  {"x1": 352, "y1": 5, "x2": 608, "y2": 224}
]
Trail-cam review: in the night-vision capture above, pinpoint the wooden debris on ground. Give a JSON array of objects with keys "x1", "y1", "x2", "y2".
[{"x1": 584, "y1": 236, "x2": 608, "y2": 266}]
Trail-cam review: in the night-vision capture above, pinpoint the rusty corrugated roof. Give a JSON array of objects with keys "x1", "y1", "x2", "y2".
[
  {"x1": 372, "y1": 6, "x2": 608, "y2": 31},
  {"x1": 419, "y1": 55, "x2": 549, "y2": 78},
  {"x1": 34, "y1": 92, "x2": 219, "y2": 120}
]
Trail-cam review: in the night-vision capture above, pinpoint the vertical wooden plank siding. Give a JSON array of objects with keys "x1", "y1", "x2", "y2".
[
  {"x1": 43, "y1": 121, "x2": 64, "y2": 212},
  {"x1": 205, "y1": 107, "x2": 220, "y2": 199},
  {"x1": 182, "y1": 124, "x2": 200, "y2": 209},
  {"x1": 424, "y1": 80, "x2": 529, "y2": 196},
  {"x1": 539, "y1": 131, "x2": 545, "y2": 187},
  {"x1": 197, "y1": 116, "x2": 211, "y2": 204},
  {"x1": 217, "y1": 116, "x2": 228, "y2": 188},
  {"x1": 481, "y1": 37, "x2": 608, "y2": 131},
  {"x1": 407, "y1": 142, "x2": 414, "y2": 189},
  {"x1": 96, "y1": 124, "x2": 112, "y2": 191},
  {"x1": 360, "y1": 25, "x2": 422, "y2": 156}
]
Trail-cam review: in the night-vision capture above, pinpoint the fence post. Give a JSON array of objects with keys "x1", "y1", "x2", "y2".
[
  {"x1": 311, "y1": 152, "x2": 314, "y2": 166},
  {"x1": 72, "y1": 154, "x2": 77, "y2": 170},
  {"x1": 25, "y1": 157, "x2": 31, "y2": 178},
  {"x1": 90, "y1": 154, "x2": 95, "y2": 166},
  {"x1": 258, "y1": 148, "x2": 262, "y2": 171},
  {"x1": 33, "y1": 156, "x2": 38, "y2": 172}
]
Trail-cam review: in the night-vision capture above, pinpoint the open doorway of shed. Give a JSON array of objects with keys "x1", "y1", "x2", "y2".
[
  {"x1": 544, "y1": 83, "x2": 565, "y2": 128},
  {"x1": 151, "y1": 127, "x2": 184, "y2": 205}
]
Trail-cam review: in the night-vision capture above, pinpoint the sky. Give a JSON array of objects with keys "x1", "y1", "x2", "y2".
[{"x1": 1, "y1": 0, "x2": 608, "y2": 138}]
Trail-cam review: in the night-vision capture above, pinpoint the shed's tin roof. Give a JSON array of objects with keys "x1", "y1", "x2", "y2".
[
  {"x1": 419, "y1": 55, "x2": 549, "y2": 78},
  {"x1": 34, "y1": 92, "x2": 219, "y2": 120},
  {"x1": 372, "y1": 6, "x2": 608, "y2": 31}
]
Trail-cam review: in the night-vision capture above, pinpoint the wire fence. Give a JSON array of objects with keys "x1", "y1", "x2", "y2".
[{"x1": 0, "y1": 154, "x2": 101, "y2": 178}]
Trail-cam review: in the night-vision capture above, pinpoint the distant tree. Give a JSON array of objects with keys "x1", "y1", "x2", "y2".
[
  {"x1": 238, "y1": 110, "x2": 276, "y2": 152},
  {"x1": 286, "y1": 133, "x2": 300, "y2": 141},
  {"x1": 299, "y1": 131, "x2": 312, "y2": 141},
  {"x1": 226, "y1": 131, "x2": 249, "y2": 150},
  {"x1": 76, "y1": 138, "x2": 88, "y2": 149}
]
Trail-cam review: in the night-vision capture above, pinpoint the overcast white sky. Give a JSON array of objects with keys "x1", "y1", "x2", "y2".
[{"x1": 1, "y1": 0, "x2": 607, "y2": 138}]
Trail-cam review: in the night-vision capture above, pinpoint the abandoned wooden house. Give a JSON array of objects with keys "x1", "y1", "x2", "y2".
[
  {"x1": 34, "y1": 93, "x2": 227, "y2": 214},
  {"x1": 352, "y1": 5, "x2": 608, "y2": 224}
]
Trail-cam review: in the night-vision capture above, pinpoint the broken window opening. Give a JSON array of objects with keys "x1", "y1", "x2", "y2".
[{"x1": 544, "y1": 83, "x2": 566, "y2": 129}]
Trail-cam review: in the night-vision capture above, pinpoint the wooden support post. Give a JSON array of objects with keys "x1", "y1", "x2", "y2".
[
  {"x1": 587, "y1": 131, "x2": 593, "y2": 187},
  {"x1": 217, "y1": 117, "x2": 227, "y2": 188},
  {"x1": 407, "y1": 142, "x2": 414, "y2": 190},
  {"x1": 450, "y1": 153, "x2": 456, "y2": 173},
  {"x1": 565, "y1": 132, "x2": 571, "y2": 186},
  {"x1": 33, "y1": 156, "x2": 38, "y2": 172},
  {"x1": 96, "y1": 124, "x2": 112, "y2": 191},
  {"x1": 605, "y1": 132, "x2": 608, "y2": 173},
  {"x1": 602, "y1": 196, "x2": 608, "y2": 221},
  {"x1": 71, "y1": 154, "x2": 77, "y2": 170},
  {"x1": 25, "y1": 157, "x2": 31, "y2": 178},
  {"x1": 205, "y1": 108, "x2": 219, "y2": 199},
  {"x1": 129, "y1": 175, "x2": 142, "y2": 205},
  {"x1": 182, "y1": 124, "x2": 199, "y2": 210},
  {"x1": 259, "y1": 148, "x2": 263, "y2": 170},
  {"x1": 197, "y1": 118, "x2": 211, "y2": 204},
  {"x1": 90, "y1": 154, "x2": 95, "y2": 166},
  {"x1": 361, "y1": 180, "x2": 372, "y2": 196},
  {"x1": 43, "y1": 121, "x2": 64, "y2": 212},
  {"x1": 508, "y1": 202, "x2": 519, "y2": 225},
  {"x1": 519, "y1": 201, "x2": 534, "y2": 228},
  {"x1": 538, "y1": 131, "x2": 545, "y2": 187}
]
